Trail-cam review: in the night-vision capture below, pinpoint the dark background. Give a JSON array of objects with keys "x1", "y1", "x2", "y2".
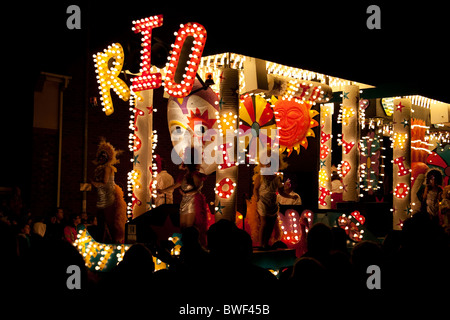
[{"x1": 16, "y1": 1, "x2": 450, "y2": 99}]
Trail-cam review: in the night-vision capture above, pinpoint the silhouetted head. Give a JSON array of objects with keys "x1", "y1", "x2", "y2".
[
  {"x1": 182, "y1": 226, "x2": 200, "y2": 247},
  {"x1": 306, "y1": 223, "x2": 332, "y2": 254},
  {"x1": 233, "y1": 228, "x2": 253, "y2": 263},
  {"x1": 119, "y1": 243, "x2": 155, "y2": 273},
  {"x1": 351, "y1": 240, "x2": 383, "y2": 273},
  {"x1": 207, "y1": 219, "x2": 237, "y2": 259},
  {"x1": 426, "y1": 169, "x2": 442, "y2": 187},
  {"x1": 331, "y1": 226, "x2": 348, "y2": 253},
  {"x1": 290, "y1": 257, "x2": 328, "y2": 291}
]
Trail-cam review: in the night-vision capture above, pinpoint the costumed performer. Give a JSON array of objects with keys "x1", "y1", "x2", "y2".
[
  {"x1": 157, "y1": 148, "x2": 210, "y2": 247},
  {"x1": 154, "y1": 155, "x2": 175, "y2": 207},
  {"x1": 277, "y1": 178, "x2": 302, "y2": 205},
  {"x1": 440, "y1": 185, "x2": 450, "y2": 230},
  {"x1": 417, "y1": 169, "x2": 443, "y2": 223},
  {"x1": 91, "y1": 138, "x2": 127, "y2": 243},
  {"x1": 253, "y1": 161, "x2": 299, "y2": 249}
]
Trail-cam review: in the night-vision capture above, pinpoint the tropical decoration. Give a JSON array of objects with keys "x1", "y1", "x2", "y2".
[
  {"x1": 319, "y1": 103, "x2": 333, "y2": 209},
  {"x1": 278, "y1": 209, "x2": 301, "y2": 245},
  {"x1": 360, "y1": 132, "x2": 381, "y2": 194},
  {"x1": 167, "y1": 79, "x2": 220, "y2": 175},
  {"x1": 411, "y1": 119, "x2": 430, "y2": 163},
  {"x1": 75, "y1": 224, "x2": 130, "y2": 272},
  {"x1": 215, "y1": 177, "x2": 236, "y2": 199},
  {"x1": 411, "y1": 161, "x2": 429, "y2": 214},
  {"x1": 273, "y1": 97, "x2": 319, "y2": 155},
  {"x1": 337, "y1": 211, "x2": 366, "y2": 242},
  {"x1": 320, "y1": 145, "x2": 330, "y2": 160},
  {"x1": 318, "y1": 186, "x2": 332, "y2": 207},
  {"x1": 277, "y1": 209, "x2": 313, "y2": 257},
  {"x1": 74, "y1": 224, "x2": 183, "y2": 272},
  {"x1": 340, "y1": 85, "x2": 360, "y2": 202},
  {"x1": 394, "y1": 182, "x2": 410, "y2": 199},
  {"x1": 394, "y1": 156, "x2": 409, "y2": 177},
  {"x1": 239, "y1": 94, "x2": 277, "y2": 162},
  {"x1": 381, "y1": 97, "x2": 395, "y2": 117},
  {"x1": 426, "y1": 144, "x2": 450, "y2": 187},
  {"x1": 408, "y1": 118, "x2": 431, "y2": 212},
  {"x1": 339, "y1": 160, "x2": 352, "y2": 178},
  {"x1": 392, "y1": 98, "x2": 411, "y2": 230}
]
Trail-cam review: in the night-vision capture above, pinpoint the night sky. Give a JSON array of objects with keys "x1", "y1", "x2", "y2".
[{"x1": 9, "y1": 1, "x2": 450, "y2": 99}]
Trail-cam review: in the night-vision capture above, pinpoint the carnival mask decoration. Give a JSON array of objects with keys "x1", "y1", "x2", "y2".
[{"x1": 167, "y1": 80, "x2": 219, "y2": 175}]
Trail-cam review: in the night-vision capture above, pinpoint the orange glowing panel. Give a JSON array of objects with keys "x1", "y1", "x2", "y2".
[{"x1": 273, "y1": 97, "x2": 318, "y2": 155}]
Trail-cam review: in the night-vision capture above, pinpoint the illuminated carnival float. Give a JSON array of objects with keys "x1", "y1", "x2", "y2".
[{"x1": 75, "y1": 14, "x2": 450, "y2": 273}]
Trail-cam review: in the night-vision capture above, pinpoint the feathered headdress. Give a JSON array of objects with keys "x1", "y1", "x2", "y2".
[{"x1": 93, "y1": 137, "x2": 122, "y2": 166}]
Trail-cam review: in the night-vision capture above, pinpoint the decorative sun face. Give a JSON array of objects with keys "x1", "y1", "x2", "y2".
[{"x1": 273, "y1": 97, "x2": 319, "y2": 155}]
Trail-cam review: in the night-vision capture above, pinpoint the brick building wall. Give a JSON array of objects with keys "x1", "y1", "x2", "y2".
[
  {"x1": 59, "y1": 71, "x2": 132, "y2": 217},
  {"x1": 31, "y1": 128, "x2": 58, "y2": 217}
]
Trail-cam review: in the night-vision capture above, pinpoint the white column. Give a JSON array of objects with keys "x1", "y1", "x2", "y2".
[
  {"x1": 341, "y1": 85, "x2": 360, "y2": 202},
  {"x1": 132, "y1": 90, "x2": 154, "y2": 218},
  {"x1": 215, "y1": 67, "x2": 239, "y2": 222},
  {"x1": 318, "y1": 103, "x2": 333, "y2": 208},
  {"x1": 392, "y1": 98, "x2": 411, "y2": 230}
]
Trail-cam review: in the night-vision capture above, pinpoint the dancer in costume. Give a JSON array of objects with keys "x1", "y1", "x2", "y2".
[
  {"x1": 277, "y1": 178, "x2": 302, "y2": 205},
  {"x1": 154, "y1": 156, "x2": 175, "y2": 207},
  {"x1": 157, "y1": 148, "x2": 209, "y2": 246},
  {"x1": 91, "y1": 138, "x2": 127, "y2": 243},
  {"x1": 440, "y1": 185, "x2": 450, "y2": 229},
  {"x1": 253, "y1": 161, "x2": 299, "y2": 249},
  {"x1": 418, "y1": 169, "x2": 443, "y2": 223}
]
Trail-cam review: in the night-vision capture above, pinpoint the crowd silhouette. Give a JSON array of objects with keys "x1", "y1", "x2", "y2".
[{"x1": 1, "y1": 197, "x2": 449, "y2": 315}]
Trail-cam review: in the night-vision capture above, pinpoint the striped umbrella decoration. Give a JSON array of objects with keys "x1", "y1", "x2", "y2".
[{"x1": 239, "y1": 94, "x2": 277, "y2": 163}]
